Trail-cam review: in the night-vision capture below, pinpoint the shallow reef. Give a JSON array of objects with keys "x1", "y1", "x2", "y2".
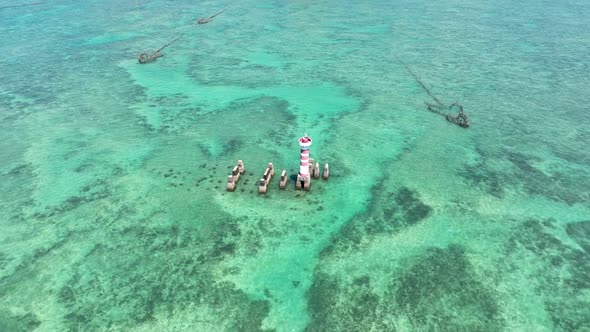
[
  {"x1": 322, "y1": 185, "x2": 432, "y2": 256},
  {"x1": 305, "y1": 171, "x2": 505, "y2": 331},
  {"x1": 460, "y1": 147, "x2": 589, "y2": 204},
  {"x1": 504, "y1": 219, "x2": 590, "y2": 331},
  {"x1": 57, "y1": 219, "x2": 272, "y2": 331},
  {"x1": 307, "y1": 245, "x2": 503, "y2": 331},
  {"x1": 0, "y1": 311, "x2": 40, "y2": 332},
  {"x1": 1, "y1": 0, "x2": 590, "y2": 330}
]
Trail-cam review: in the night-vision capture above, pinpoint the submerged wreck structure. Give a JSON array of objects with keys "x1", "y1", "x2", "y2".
[
  {"x1": 197, "y1": 9, "x2": 225, "y2": 24},
  {"x1": 401, "y1": 59, "x2": 470, "y2": 128},
  {"x1": 138, "y1": 9, "x2": 225, "y2": 64},
  {"x1": 427, "y1": 101, "x2": 470, "y2": 128},
  {"x1": 0, "y1": 1, "x2": 45, "y2": 10},
  {"x1": 138, "y1": 34, "x2": 184, "y2": 64}
]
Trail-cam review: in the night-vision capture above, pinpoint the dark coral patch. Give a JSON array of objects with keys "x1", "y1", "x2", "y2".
[
  {"x1": 566, "y1": 221, "x2": 590, "y2": 253},
  {"x1": 307, "y1": 245, "x2": 504, "y2": 332},
  {"x1": 392, "y1": 245, "x2": 503, "y2": 331},
  {"x1": 222, "y1": 138, "x2": 244, "y2": 155},
  {"x1": 460, "y1": 148, "x2": 589, "y2": 204},
  {"x1": 0, "y1": 311, "x2": 41, "y2": 332},
  {"x1": 56, "y1": 217, "x2": 270, "y2": 330},
  {"x1": 393, "y1": 187, "x2": 433, "y2": 225},
  {"x1": 459, "y1": 163, "x2": 505, "y2": 198},
  {"x1": 504, "y1": 219, "x2": 590, "y2": 330}
]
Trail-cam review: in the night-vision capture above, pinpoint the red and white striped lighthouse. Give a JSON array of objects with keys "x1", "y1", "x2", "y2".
[{"x1": 296, "y1": 134, "x2": 312, "y2": 190}]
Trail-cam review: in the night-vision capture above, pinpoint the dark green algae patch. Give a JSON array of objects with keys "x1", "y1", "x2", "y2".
[
  {"x1": 304, "y1": 182, "x2": 499, "y2": 331},
  {"x1": 307, "y1": 244, "x2": 503, "y2": 332},
  {"x1": 506, "y1": 219, "x2": 590, "y2": 331},
  {"x1": 3, "y1": 153, "x2": 588, "y2": 331},
  {"x1": 321, "y1": 185, "x2": 432, "y2": 256},
  {"x1": 460, "y1": 147, "x2": 589, "y2": 205},
  {"x1": 0, "y1": 311, "x2": 41, "y2": 332},
  {"x1": 304, "y1": 185, "x2": 506, "y2": 331},
  {"x1": 56, "y1": 220, "x2": 273, "y2": 331},
  {"x1": 305, "y1": 183, "x2": 590, "y2": 332}
]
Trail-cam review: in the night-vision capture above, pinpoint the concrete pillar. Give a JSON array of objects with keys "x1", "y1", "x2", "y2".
[
  {"x1": 227, "y1": 175, "x2": 236, "y2": 191},
  {"x1": 232, "y1": 166, "x2": 241, "y2": 182},
  {"x1": 237, "y1": 160, "x2": 245, "y2": 174},
  {"x1": 303, "y1": 177, "x2": 311, "y2": 191},
  {"x1": 258, "y1": 178, "x2": 267, "y2": 194},
  {"x1": 279, "y1": 170, "x2": 287, "y2": 189},
  {"x1": 313, "y1": 162, "x2": 320, "y2": 179}
]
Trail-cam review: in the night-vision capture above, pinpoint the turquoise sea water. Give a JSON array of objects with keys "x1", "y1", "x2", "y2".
[{"x1": 1, "y1": 0, "x2": 589, "y2": 330}]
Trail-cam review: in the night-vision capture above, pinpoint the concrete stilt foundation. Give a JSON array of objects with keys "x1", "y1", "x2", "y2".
[
  {"x1": 296, "y1": 174, "x2": 311, "y2": 191},
  {"x1": 232, "y1": 166, "x2": 241, "y2": 182},
  {"x1": 237, "y1": 160, "x2": 245, "y2": 174},
  {"x1": 226, "y1": 160, "x2": 245, "y2": 191},
  {"x1": 258, "y1": 163, "x2": 274, "y2": 194},
  {"x1": 279, "y1": 170, "x2": 287, "y2": 189},
  {"x1": 225, "y1": 135, "x2": 332, "y2": 194},
  {"x1": 227, "y1": 175, "x2": 236, "y2": 191},
  {"x1": 258, "y1": 179, "x2": 267, "y2": 194}
]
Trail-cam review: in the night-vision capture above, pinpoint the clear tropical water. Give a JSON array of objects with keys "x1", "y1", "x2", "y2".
[{"x1": 1, "y1": 0, "x2": 589, "y2": 331}]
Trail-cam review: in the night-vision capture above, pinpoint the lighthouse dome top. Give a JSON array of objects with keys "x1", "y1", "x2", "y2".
[{"x1": 298, "y1": 134, "x2": 312, "y2": 148}]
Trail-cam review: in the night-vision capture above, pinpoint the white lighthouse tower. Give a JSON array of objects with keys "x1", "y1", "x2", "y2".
[{"x1": 296, "y1": 134, "x2": 312, "y2": 190}]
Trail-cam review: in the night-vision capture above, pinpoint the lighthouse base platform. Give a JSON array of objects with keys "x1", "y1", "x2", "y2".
[{"x1": 295, "y1": 174, "x2": 311, "y2": 191}]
